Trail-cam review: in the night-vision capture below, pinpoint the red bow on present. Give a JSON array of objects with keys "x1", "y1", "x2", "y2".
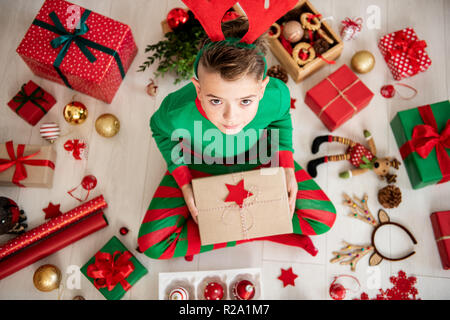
[
  {"x1": 64, "y1": 139, "x2": 86, "y2": 160},
  {"x1": 341, "y1": 17, "x2": 363, "y2": 32},
  {"x1": 0, "y1": 141, "x2": 55, "y2": 187},
  {"x1": 400, "y1": 106, "x2": 450, "y2": 184},
  {"x1": 86, "y1": 251, "x2": 135, "y2": 292},
  {"x1": 387, "y1": 31, "x2": 427, "y2": 71}
]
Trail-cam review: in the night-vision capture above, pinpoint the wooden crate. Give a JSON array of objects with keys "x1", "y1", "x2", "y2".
[{"x1": 236, "y1": 0, "x2": 343, "y2": 83}]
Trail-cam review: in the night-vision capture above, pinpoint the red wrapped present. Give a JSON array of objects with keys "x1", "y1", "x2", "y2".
[
  {"x1": 378, "y1": 27, "x2": 431, "y2": 81},
  {"x1": 304, "y1": 64, "x2": 374, "y2": 131},
  {"x1": 16, "y1": 0, "x2": 137, "y2": 104},
  {"x1": 7, "y1": 80, "x2": 56, "y2": 126},
  {"x1": 430, "y1": 210, "x2": 450, "y2": 270}
]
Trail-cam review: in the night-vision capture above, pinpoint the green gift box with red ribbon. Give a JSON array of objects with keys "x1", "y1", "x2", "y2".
[
  {"x1": 390, "y1": 100, "x2": 450, "y2": 189},
  {"x1": 81, "y1": 236, "x2": 148, "y2": 300},
  {"x1": 7, "y1": 80, "x2": 56, "y2": 126}
]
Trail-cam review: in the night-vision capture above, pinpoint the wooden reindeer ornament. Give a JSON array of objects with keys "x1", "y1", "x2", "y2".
[
  {"x1": 307, "y1": 130, "x2": 401, "y2": 183},
  {"x1": 330, "y1": 194, "x2": 417, "y2": 271}
]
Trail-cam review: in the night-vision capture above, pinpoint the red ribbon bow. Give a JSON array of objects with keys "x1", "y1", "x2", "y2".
[
  {"x1": 400, "y1": 105, "x2": 450, "y2": 184},
  {"x1": 86, "y1": 250, "x2": 135, "y2": 292},
  {"x1": 341, "y1": 17, "x2": 363, "y2": 31},
  {"x1": 0, "y1": 141, "x2": 55, "y2": 187},
  {"x1": 64, "y1": 139, "x2": 86, "y2": 160},
  {"x1": 388, "y1": 30, "x2": 427, "y2": 72}
]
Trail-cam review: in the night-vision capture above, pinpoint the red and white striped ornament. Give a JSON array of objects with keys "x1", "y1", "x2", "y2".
[
  {"x1": 169, "y1": 287, "x2": 189, "y2": 300},
  {"x1": 39, "y1": 122, "x2": 60, "y2": 143}
]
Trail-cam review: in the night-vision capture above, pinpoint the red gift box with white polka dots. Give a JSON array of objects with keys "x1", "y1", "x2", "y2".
[
  {"x1": 16, "y1": 0, "x2": 138, "y2": 104},
  {"x1": 378, "y1": 27, "x2": 431, "y2": 81}
]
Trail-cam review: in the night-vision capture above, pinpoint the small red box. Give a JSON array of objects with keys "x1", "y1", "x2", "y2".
[
  {"x1": 430, "y1": 210, "x2": 450, "y2": 270},
  {"x1": 7, "y1": 80, "x2": 56, "y2": 126},
  {"x1": 304, "y1": 64, "x2": 374, "y2": 131},
  {"x1": 16, "y1": 0, "x2": 137, "y2": 104}
]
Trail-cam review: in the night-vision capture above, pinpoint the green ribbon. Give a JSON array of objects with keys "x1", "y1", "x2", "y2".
[
  {"x1": 32, "y1": 9, "x2": 125, "y2": 89},
  {"x1": 12, "y1": 84, "x2": 48, "y2": 114},
  {"x1": 193, "y1": 37, "x2": 267, "y2": 79},
  {"x1": 359, "y1": 155, "x2": 377, "y2": 170}
]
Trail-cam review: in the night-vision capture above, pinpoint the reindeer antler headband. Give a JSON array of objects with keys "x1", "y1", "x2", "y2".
[
  {"x1": 331, "y1": 194, "x2": 417, "y2": 271},
  {"x1": 182, "y1": 0, "x2": 298, "y2": 79}
]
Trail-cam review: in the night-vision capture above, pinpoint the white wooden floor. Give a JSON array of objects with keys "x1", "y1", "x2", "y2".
[{"x1": 0, "y1": 0, "x2": 449, "y2": 300}]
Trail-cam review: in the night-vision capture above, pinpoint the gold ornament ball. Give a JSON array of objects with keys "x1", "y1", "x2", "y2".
[
  {"x1": 95, "y1": 113, "x2": 120, "y2": 138},
  {"x1": 351, "y1": 50, "x2": 375, "y2": 74},
  {"x1": 63, "y1": 101, "x2": 88, "y2": 125},
  {"x1": 33, "y1": 264, "x2": 61, "y2": 292}
]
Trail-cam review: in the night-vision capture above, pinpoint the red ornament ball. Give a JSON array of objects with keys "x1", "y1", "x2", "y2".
[
  {"x1": 380, "y1": 85, "x2": 395, "y2": 98},
  {"x1": 167, "y1": 8, "x2": 189, "y2": 30},
  {"x1": 233, "y1": 280, "x2": 255, "y2": 300},
  {"x1": 81, "y1": 175, "x2": 97, "y2": 191},
  {"x1": 329, "y1": 282, "x2": 346, "y2": 300},
  {"x1": 204, "y1": 282, "x2": 224, "y2": 300},
  {"x1": 120, "y1": 227, "x2": 129, "y2": 235}
]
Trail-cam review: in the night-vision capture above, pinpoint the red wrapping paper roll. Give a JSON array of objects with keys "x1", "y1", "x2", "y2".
[
  {"x1": 0, "y1": 195, "x2": 107, "y2": 260},
  {"x1": 0, "y1": 211, "x2": 107, "y2": 280}
]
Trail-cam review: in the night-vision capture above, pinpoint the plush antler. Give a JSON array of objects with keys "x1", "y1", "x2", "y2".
[
  {"x1": 181, "y1": 0, "x2": 237, "y2": 41},
  {"x1": 239, "y1": 0, "x2": 298, "y2": 43},
  {"x1": 330, "y1": 241, "x2": 374, "y2": 272},
  {"x1": 343, "y1": 193, "x2": 378, "y2": 227}
]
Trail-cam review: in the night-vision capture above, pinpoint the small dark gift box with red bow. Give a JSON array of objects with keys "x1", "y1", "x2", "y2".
[
  {"x1": 80, "y1": 236, "x2": 148, "y2": 300},
  {"x1": 430, "y1": 211, "x2": 450, "y2": 270},
  {"x1": 304, "y1": 64, "x2": 374, "y2": 131},
  {"x1": 7, "y1": 80, "x2": 56, "y2": 126}
]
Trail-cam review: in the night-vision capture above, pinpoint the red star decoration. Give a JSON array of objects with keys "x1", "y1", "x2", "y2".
[
  {"x1": 290, "y1": 98, "x2": 296, "y2": 109},
  {"x1": 43, "y1": 202, "x2": 62, "y2": 220},
  {"x1": 278, "y1": 267, "x2": 298, "y2": 287},
  {"x1": 224, "y1": 179, "x2": 253, "y2": 208}
]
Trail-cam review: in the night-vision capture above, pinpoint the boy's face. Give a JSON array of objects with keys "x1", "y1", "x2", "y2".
[{"x1": 192, "y1": 64, "x2": 270, "y2": 135}]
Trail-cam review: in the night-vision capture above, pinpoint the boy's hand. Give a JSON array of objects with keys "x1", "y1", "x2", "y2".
[
  {"x1": 284, "y1": 167, "x2": 297, "y2": 218},
  {"x1": 181, "y1": 183, "x2": 199, "y2": 224}
]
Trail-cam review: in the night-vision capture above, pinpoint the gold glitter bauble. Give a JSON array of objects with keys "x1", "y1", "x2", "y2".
[
  {"x1": 351, "y1": 50, "x2": 375, "y2": 74},
  {"x1": 63, "y1": 101, "x2": 88, "y2": 124},
  {"x1": 33, "y1": 264, "x2": 61, "y2": 292},
  {"x1": 95, "y1": 113, "x2": 120, "y2": 138}
]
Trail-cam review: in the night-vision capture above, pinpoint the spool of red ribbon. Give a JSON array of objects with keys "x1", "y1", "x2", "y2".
[
  {"x1": 380, "y1": 83, "x2": 418, "y2": 100},
  {"x1": 67, "y1": 175, "x2": 97, "y2": 202}
]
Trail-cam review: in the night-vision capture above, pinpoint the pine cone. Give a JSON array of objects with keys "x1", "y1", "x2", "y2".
[
  {"x1": 378, "y1": 185, "x2": 402, "y2": 209},
  {"x1": 313, "y1": 38, "x2": 330, "y2": 56},
  {"x1": 267, "y1": 65, "x2": 289, "y2": 83}
]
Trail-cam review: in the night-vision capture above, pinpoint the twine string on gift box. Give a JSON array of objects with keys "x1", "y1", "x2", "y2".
[
  {"x1": 201, "y1": 171, "x2": 286, "y2": 240},
  {"x1": 318, "y1": 77, "x2": 360, "y2": 117}
]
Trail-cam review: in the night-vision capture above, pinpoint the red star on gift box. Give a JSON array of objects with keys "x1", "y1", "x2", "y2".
[
  {"x1": 224, "y1": 179, "x2": 253, "y2": 208},
  {"x1": 42, "y1": 202, "x2": 62, "y2": 220},
  {"x1": 290, "y1": 98, "x2": 296, "y2": 109},
  {"x1": 278, "y1": 267, "x2": 298, "y2": 287}
]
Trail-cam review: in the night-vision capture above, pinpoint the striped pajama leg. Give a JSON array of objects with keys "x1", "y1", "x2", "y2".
[{"x1": 137, "y1": 161, "x2": 336, "y2": 259}]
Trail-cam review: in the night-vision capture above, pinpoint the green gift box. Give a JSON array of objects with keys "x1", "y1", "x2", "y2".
[
  {"x1": 390, "y1": 100, "x2": 450, "y2": 189},
  {"x1": 81, "y1": 236, "x2": 148, "y2": 300}
]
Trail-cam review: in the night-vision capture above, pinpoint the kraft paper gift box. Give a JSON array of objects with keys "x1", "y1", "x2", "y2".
[
  {"x1": 16, "y1": 0, "x2": 138, "y2": 103},
  {"x1": 0, "y1": 141, "x2": 56, "y2": 188},
  {"x1": 192, "y1": 167, "x2": 293, "y2": 246}
]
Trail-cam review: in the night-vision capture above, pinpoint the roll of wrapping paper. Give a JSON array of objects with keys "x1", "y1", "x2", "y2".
[
  {"x1": 0, "y1": 195, "x2": 107, "y2": 260},
  {"x1": 0, "y1": 211, "x2": 107, "y2": 280}
]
